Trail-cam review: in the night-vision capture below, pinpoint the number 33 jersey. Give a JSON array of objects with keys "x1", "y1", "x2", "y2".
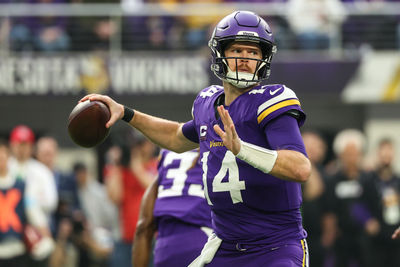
[
  {"x1": 192, "y1": 84, "x2": 308, "y2": 244},
  {"x1": 153, "y1": 149, "x2": 212, "y2": 229}
]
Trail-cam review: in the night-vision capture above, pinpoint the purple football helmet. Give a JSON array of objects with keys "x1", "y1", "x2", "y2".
[{"x1": 209, "y1": 11, "x2": 276, "y2": 88}]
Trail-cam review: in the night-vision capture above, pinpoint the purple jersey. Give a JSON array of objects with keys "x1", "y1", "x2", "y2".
[
  {"x1": 192, "y1": 84, "x2": 307, "y2": 244},
  {"x1": 153, "y1": 149, "x2": 212, "y2": 229}
]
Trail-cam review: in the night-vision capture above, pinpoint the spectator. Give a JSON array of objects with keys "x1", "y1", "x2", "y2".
[
  {"x1": 49, "y1": 217, "x2": 77, "y2": 267},
  {"x1": 8, "y1": 126, "x2": 58, "y2": 221},
  {"x1": 74, "y1": 162, "x2": 119, "y2": 267},
  {"x1": 322, "y1": 129, "x2": 368, "y2": 267},
  {"x1": 36, "y1": 136, "x2": 80, "y2": 234},
  {"x1": 9, "y1": 0, "x2": 70, "y2": 52},
  {"x1": 122, "y1": 13, "x2": 183, "y2": 50},
  {"x1": 301, "y1": 130, "x2": 328, "y2": 267},
  {"x1": 68, "y1": 16, "x2": 118, "y2": 51},
  {"x1": 8, "y1": 125, "x2": 58, "y2": 266},
  {"x1": 0, "y1": 139, "x2": 54, "y2": 266},
  {"x1": 105, "y1": 133, "x2": 158, "y2": 267},
  {"x1": 50, "y1": 162, "x2": 118, "y2": 267},
  {"x1": 287, "y1": 0, "x2": 346, "y2": 50},
  {"x1": 181, "y1": 0, "x2": 223, "y2": 49},
  {"x1": 359, "y1": 138, "x2": 400, "y2": 267}
]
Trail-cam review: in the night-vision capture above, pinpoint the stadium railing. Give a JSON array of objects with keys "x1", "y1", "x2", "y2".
[{"x1": 0, "y1": 2, "x2": 399, "y2": 55}]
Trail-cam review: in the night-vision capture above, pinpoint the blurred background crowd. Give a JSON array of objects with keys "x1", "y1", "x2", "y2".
[
  {"x1": 1, "y1": 0, "x2": 400, "y2": 267},
  {"x1": 0, "y1": 124, "x2": 159, "y2": 267},
  {"x1": 1, "y1": 123, "x2": 400, "y2": 267},
  {"x1": 0, "y1": 0, "x2": 399, "y2": 52}
]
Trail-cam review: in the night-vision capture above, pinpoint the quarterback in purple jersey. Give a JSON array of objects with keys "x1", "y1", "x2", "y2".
[
  {"x1": 132, "y1": 149, "x2": 212, "y2": 267},
  {"x1": 81, "y1": 10, "x2": 311, "y2": 267}
]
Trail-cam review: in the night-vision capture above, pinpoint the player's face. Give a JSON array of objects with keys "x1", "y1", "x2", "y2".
[{"x1": 224, "y1": 42, "x2": 262, "y2": 74}]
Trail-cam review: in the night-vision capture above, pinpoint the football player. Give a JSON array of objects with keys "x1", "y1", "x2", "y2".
[
  {"x1": 132, "y1": 149, "x2": 212, "y2": 267},
  {"x1": 81, "y1": 10, "x2": 311, "y2": 267}
]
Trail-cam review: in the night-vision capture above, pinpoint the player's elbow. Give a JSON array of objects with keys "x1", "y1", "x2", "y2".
[{"x1": 294, "y1": 159, "x2": 311, "y2": 183}]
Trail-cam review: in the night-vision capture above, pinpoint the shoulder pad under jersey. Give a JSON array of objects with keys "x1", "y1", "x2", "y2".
[{"x1": 250, "y1": 84, "x2": 303, "y2": 126}]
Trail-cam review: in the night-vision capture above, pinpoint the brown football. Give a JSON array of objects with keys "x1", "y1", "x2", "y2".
[{"x1": 68, "y1": 100, "x2": 111, "y2": 148}]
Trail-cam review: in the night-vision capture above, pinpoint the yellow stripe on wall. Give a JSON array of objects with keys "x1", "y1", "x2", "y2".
[
  {"x1": 382, "y1": 64, "x2": 400, "y2": 102},
  {"x1": 257, "y1": 99, "x2": 300, "y2": 124}
]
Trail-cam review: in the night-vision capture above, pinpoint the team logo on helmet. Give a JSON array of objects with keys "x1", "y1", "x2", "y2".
[{"x1": 237, "y1": 31, "x2": 259, "y2": 37}]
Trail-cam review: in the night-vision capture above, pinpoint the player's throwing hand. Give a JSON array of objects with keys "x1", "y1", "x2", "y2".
[
  {"x1": 213, "y1": 105, "x2": 241, "y2": 155},
  {"x1": 80, "y1": 94, "x2": 125, "y2": 128}
]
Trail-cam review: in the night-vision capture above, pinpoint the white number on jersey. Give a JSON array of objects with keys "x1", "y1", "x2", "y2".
[
  {"x1": 158, "y1": 151, "x2": 204, "y2": 198},
  {"x1": 200, "y1": 87, "x2": 219, "y2": 98},
  {"x1": 201, "y1": 151, "x2": 246, "y2": 205}
]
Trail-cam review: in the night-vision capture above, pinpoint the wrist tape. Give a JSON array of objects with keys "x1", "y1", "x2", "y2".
[{"x1": 236, "y1": 140, "x2": 278, "y2": 174}]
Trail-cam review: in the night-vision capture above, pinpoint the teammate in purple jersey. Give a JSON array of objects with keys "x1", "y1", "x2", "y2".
[
  {"x1": 81, "y1": 10, "x2": 311, "y2": 267},
  {"x1": 132, "y1": 149, "x2": 212, "y2": 267}
]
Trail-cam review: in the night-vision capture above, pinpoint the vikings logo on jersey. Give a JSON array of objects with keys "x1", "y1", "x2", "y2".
[{"x1": 191, "y1": 84, "x2": 306, "y2": 243}]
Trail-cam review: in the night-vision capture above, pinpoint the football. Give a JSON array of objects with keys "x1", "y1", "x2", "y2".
[{"x1": 68, "y1": 100, "x2": 111, "y2": 148}]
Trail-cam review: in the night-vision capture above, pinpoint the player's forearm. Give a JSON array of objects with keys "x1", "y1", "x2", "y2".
[
  {"x1": 129, "y1": 110, "x2": 197, "y2": 152},
  {"x1": 132, "y1": 232, "x2": 154, "y2": 267},
  {"x1": 132, "y1": 180, "x2": 158, "y2": 267},
  {"x1": 236, "y1": 140, "x2": 310, "y2": 183},
  {"x1": 269, "y1": 150, "x2": 311, "y2": 183}
]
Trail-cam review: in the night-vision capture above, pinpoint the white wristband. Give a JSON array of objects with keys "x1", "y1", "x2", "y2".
[{"x1": 236, "y1": 140, "x2": 278, "y2": 174}]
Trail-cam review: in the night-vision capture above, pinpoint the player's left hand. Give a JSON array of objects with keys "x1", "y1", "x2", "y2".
[{"x1": 213, "y1": 105, "x2": 241, "y2": 155}]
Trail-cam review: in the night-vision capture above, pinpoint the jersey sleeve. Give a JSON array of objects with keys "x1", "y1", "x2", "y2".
[
  {"x1": 182, "y1": 91, "x2": 202, "y2": 144},
  {"x1": 190, "y1": 85, "x2": 223, "y2": 143},
  {"x1": 264, "y1": 114, "x2": 307, "y2": 156},
  {"x1": 182, "y1": 120, "x2": 199, "y2": 143},
  {"x1": 256, "y1": 85, "x2": 305, "y2": 128}
]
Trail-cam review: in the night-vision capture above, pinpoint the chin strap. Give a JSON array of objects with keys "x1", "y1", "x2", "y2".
[
  {"x1": 236, "y1": 140, "x2": 278, "y2": 174},
  {"x1": 225, "y1": 69, "x2": 258, "y2": 88}
]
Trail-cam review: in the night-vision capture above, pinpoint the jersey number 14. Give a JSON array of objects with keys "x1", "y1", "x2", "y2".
[{"x1": 201, "y1": 151, "x2": 246, "y2": 205}]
